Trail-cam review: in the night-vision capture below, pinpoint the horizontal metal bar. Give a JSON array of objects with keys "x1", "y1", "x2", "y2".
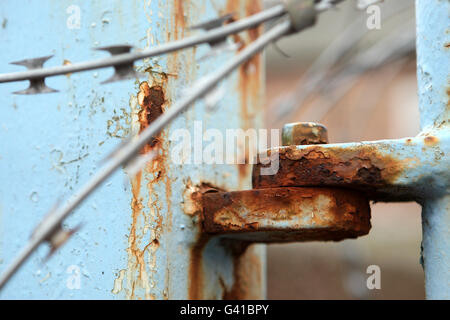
[
  {"x1": 202, "y1": 187, "x2": 371, "y2": 242},
  {"x1": 253, "y1": 131, "x2": 450, "y2": 201}
]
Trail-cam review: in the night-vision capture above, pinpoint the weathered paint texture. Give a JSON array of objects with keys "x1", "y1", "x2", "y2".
[
  {"x1": 184, "y1": 0, "x2": 266, "y2": 300},
  {"x1": 202, "y1": 187, "x2": 371, "y2": 242},
  {"x1": 0, "y1": 0, "x2": 265, "y2": 299},
  {"x1": 225, "y1": 0, "x2": 265, "y2": 186}
]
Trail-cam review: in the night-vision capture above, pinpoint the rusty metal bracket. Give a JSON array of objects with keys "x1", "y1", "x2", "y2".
[
  {"x1": 202, "y1": 122, "x2": 372, "y2": 243},
  {"x1": 252, "y1": 132, "x2": 449, "y2": 202},
  {"x1": 202, "y1": 187, "x2": 371, "y2": 242}
]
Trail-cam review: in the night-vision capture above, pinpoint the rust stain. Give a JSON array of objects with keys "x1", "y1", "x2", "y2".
[
  {"x1": 159, "y1": 0, "x2": 196, "y2": 299},
  {"x1": 424, "y1": 135, "x2": 439, "y2": 147},
  {"x1": 221, "y1": 242, "x2": 263, "y2": 300},
  {"x1": 120, "y1": 70, "x2": 170, "y2": 299},
  {"x1": 283, "y1": 122, "x2": 329, "y2": 146},
  {"x1": 174, "y1": 0, "x2": 186, "y2": 39},
  {"x1": 447, "y1": 86, "x2": 450, "y2": 108},
  {"x1": 126, "y1": 170, "x2": 156, "y2": 299},
  {"x1": 444, "y1": 42, "x2": 450, "y2": 49},
  {"x1": 116, "y1": 0, "x2": 194, "y2": 300},
  {"x1": 189, "y1": 3, "x2": 266, "y2": 299},
  {"x1": 137, "y1": 76, "x2": 170, "y2": 185},
  {"x1": 63, "y1": 59, "x2": 72, "y2": 77},
  {"x1": 137, "y1": 81, "x2": 166, "y2": 150},
  {"x1": 216, "y1": 241, "x2": 262, "y2": 300},
  {"x1": 183, "y1": 180, "x2": 223, "y2": 216},
  {"x1": 166, "y1": 0, "x2": 190, "y2": 78},
  {"x1": 253, "y1": 144, "x2": 410, "y2": 200},
  {"x1": 189, "y1": 237, "x2": 263, "y2": 300},
  {"x1": 186, "y1": 181, "x2": 224, "y2": 299},
  {"x1": 202, "y1": 187, "x2": 371, "y2": 242},
  {"x1": 226, "y1": 0, "x2": 263, "y2": 185},
  {"x1": 188, "y1": 235, "x2": 210, "y2": 300}
]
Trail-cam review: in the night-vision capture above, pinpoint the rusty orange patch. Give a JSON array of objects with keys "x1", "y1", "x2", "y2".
[
  {"x1": 137, "y1": 81, "x2": 166, "y2": 150},
  {"x1": 202, "y1": 187, "x2": 371, "y2": 241},
  {"x1": 424, "y1": 135, "x2": 439, "y2": 146},
  {"x1": 252, "y1": 144, "x2": 410, "y2": 201},
  {"x1": 225, "y1": 0, "x2": 263, "y2": 185}
]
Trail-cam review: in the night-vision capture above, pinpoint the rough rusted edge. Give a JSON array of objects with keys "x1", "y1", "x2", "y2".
[
  {"x1": 202, "y1": 187, "x2": 371, "y2": 242},
  {"x1": 252, "y1": 140, "x2": 428, "y2": 201}
]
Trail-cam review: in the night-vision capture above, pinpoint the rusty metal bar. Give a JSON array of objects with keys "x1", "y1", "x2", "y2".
[
  {"x1": 202, "y1": 187, "x2": 371, "y2": 242},
  {"x1": 253, "y1": 133, "x2": 449, "y2": 202}
]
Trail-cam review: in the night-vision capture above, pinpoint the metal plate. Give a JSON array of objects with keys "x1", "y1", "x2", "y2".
[{"x1": 202, "y1": 187, "x2": 371, "y2": 242}]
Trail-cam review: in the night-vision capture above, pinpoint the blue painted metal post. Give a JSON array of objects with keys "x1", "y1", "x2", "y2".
[
  {"x1": 416, "y1": 0, "x2": 450, "y2": 300},
  {"x1": 0, "y1": 0, "x2": 265, "y2": 299}
]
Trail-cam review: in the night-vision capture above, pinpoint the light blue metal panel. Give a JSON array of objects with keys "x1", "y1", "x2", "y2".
[
  {"x1": 0, "y1": 0, "x2": 265, "y2": 299},
  {"x1": 0, "y1": 0, "x2": 142, "y2": 299}
]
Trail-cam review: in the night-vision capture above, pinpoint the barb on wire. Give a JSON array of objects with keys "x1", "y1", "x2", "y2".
[
  {"x1": 189, "y1": 13, "x2": 234, "y2": 46},
  {"x1": 0, "y1": 0, "x2": 347, "y2": 291},
  {"x1": 10, "y1": 55, "x2": 58, "y2": 95},
  {"x1": 189, "y1": 13, "x2": 235, "y2": 31},
  {"x1": 96, "y1": 45, "x2": 141, "y2": 84}
]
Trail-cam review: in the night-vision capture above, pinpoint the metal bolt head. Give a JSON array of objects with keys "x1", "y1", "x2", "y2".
[{"x1": 282, "y1": 122, "x2": 329, "y2": 146}]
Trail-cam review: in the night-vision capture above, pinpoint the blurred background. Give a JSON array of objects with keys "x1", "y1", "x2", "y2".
[{"x1": 264, "y1": 0, "x2": 423, "y2": 299}]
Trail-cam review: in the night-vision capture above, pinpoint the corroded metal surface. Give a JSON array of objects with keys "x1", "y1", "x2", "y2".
[
  {"x1": 253, "y1": 133, "x2": 449, "y2": 201},
  {"x1": 282, "y1": 122, "x2": 329, "y2": 146},
  {"x1": 202, "y1": 187, "x2": 371, "y2": 242},
  {"x1": 117, "y1": 0, "x2": 267, "y2": 300},
  {"x1": 214, "y1": 121, "x2": 371, "y2": 243},
  {"x1": 185, "y1": 0, "x2": 266, "y2": 300}
]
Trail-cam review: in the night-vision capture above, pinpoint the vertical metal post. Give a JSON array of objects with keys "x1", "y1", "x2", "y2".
[
  {"x1": 0, "y1": 0, "x2": 265, "y2": 299},
  {"x1": 416, "y1": 0, "x2": 450, "y2": 299},
  {"x1": 421, "y1": 196, "x2": 450, "y2": 299}
]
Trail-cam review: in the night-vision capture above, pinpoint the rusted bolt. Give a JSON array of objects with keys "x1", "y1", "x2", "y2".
[{"x1": 281, "y1": 122, "x2": 328, "y2": 146}]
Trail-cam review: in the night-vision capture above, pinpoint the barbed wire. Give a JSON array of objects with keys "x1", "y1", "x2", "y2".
[
  {"x1": 0, "y1": 5, "x2": 285, "y2": 87},
  {"x1": 0, "y1": 1, "x2": 345, "y2": 93}
]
